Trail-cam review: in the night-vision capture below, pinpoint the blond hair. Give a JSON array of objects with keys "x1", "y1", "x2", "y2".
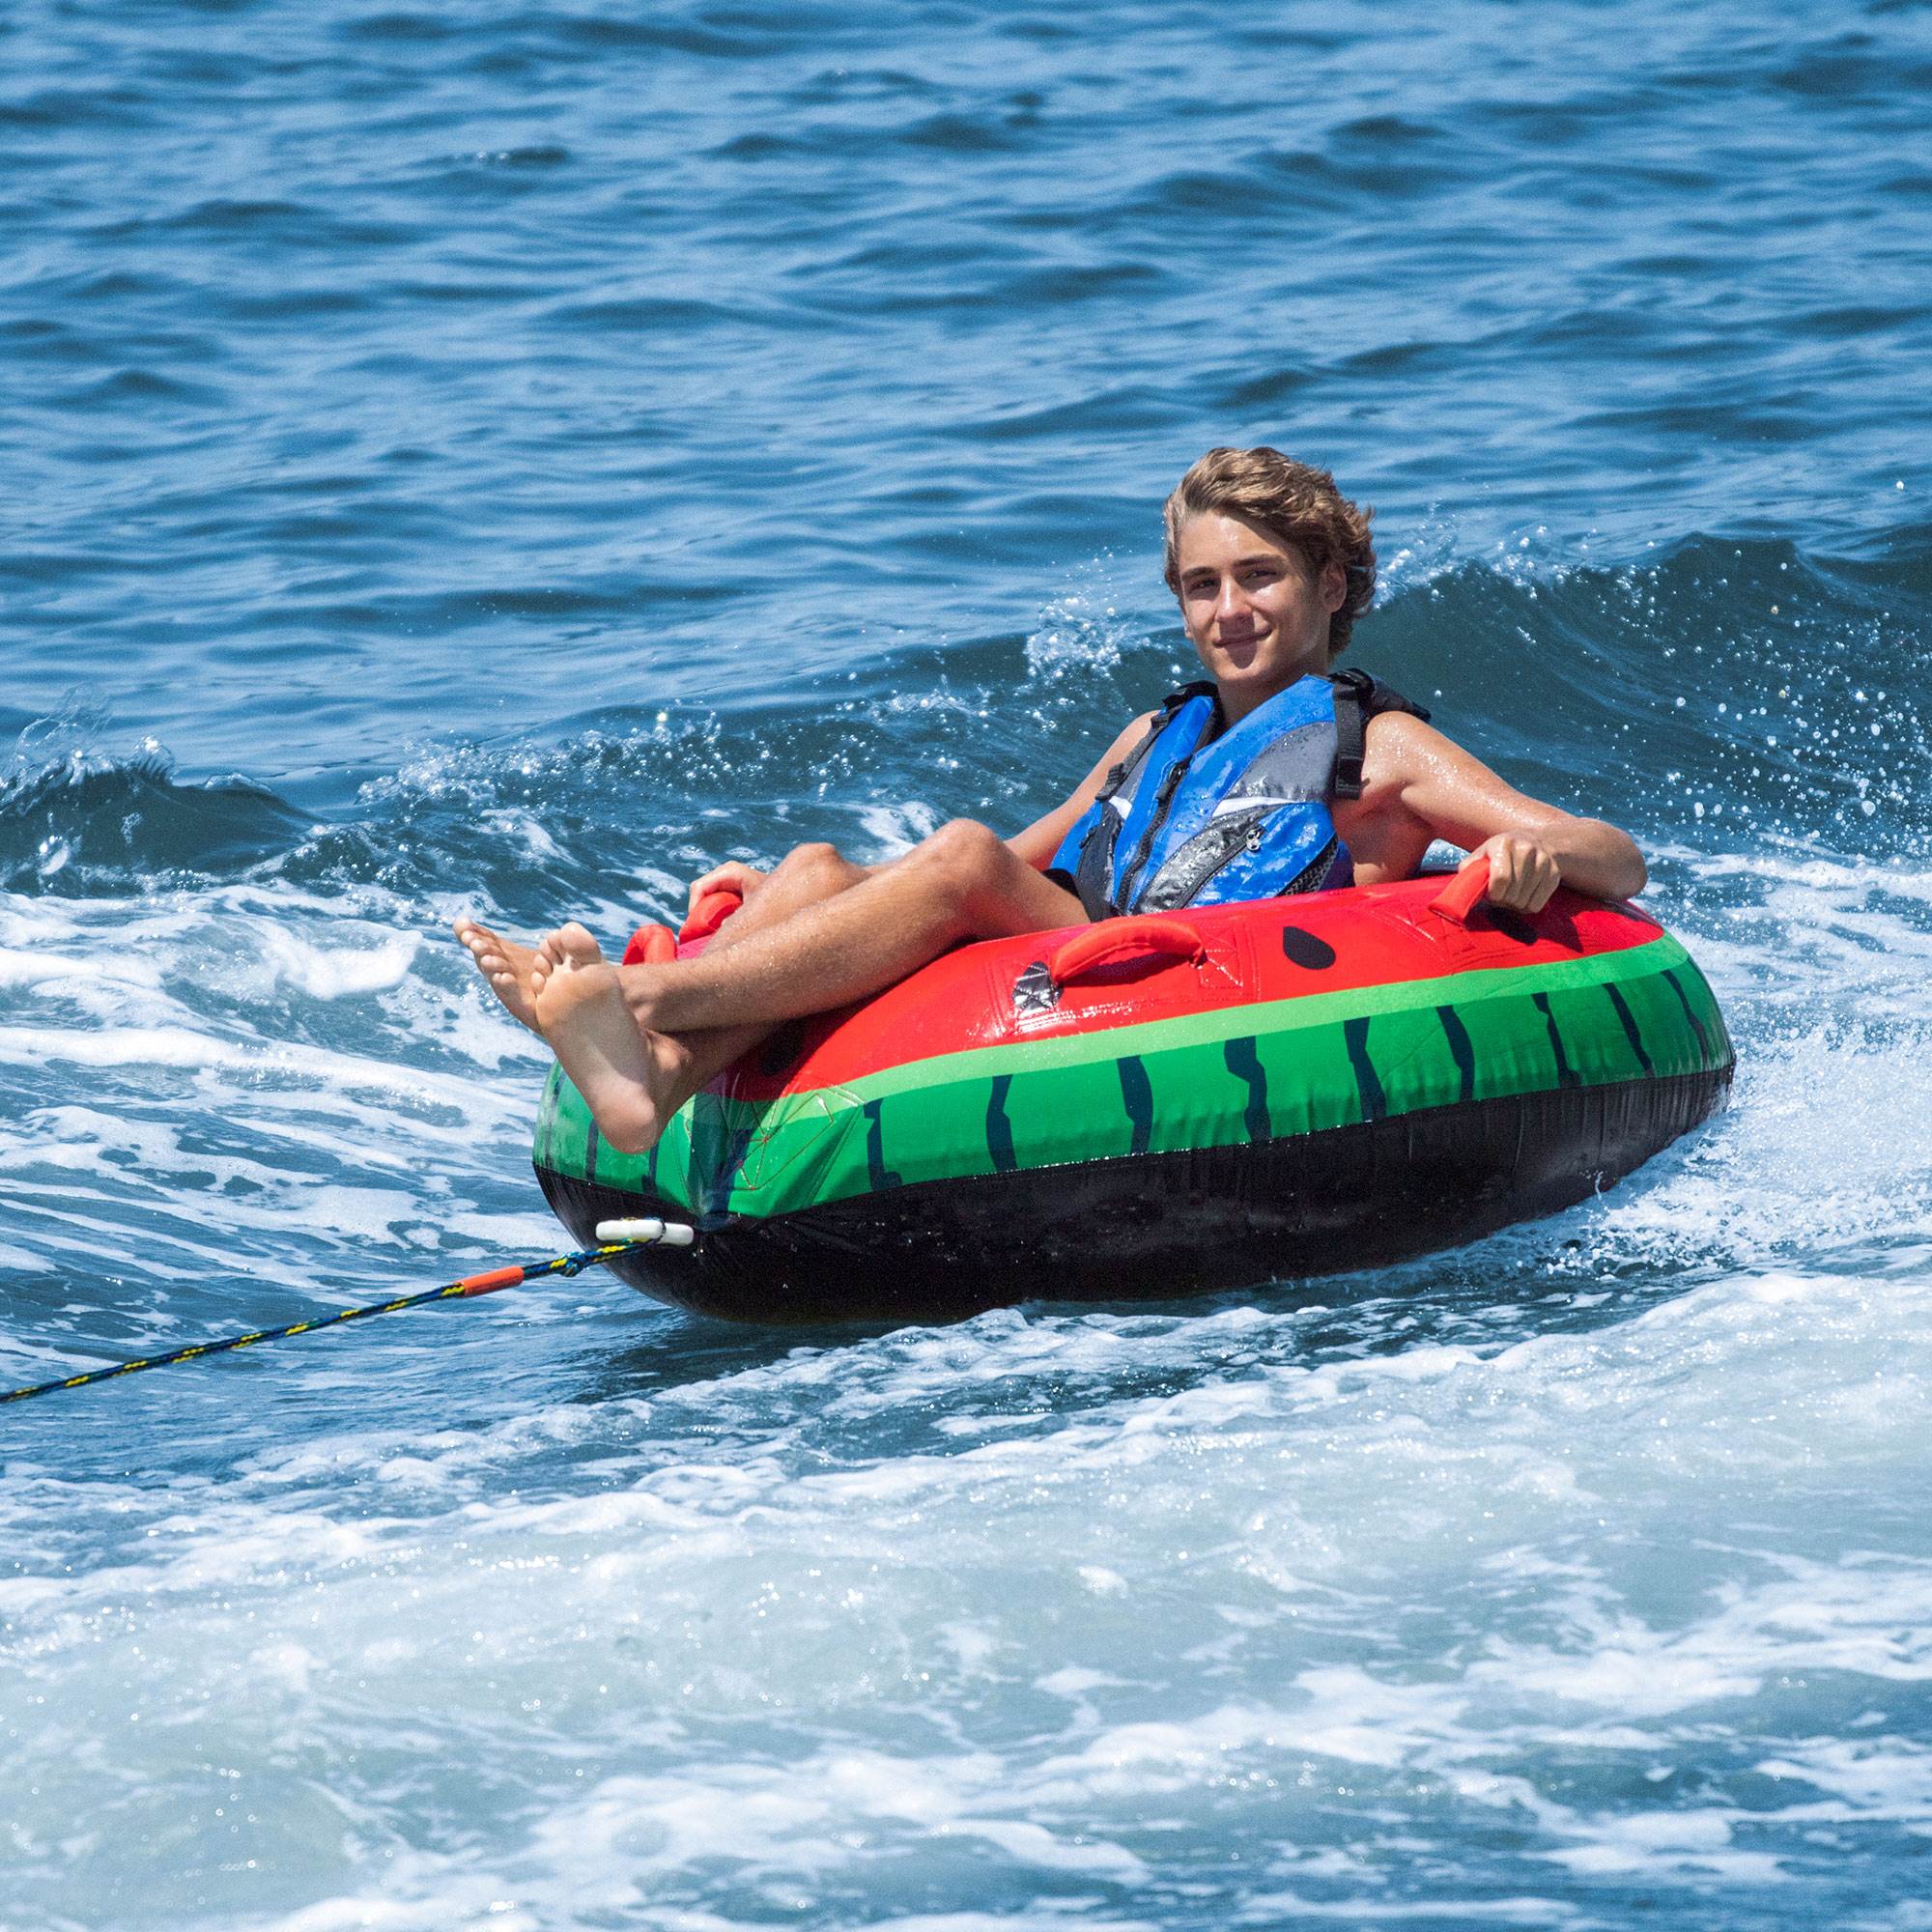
[{"x1": 1162, "y1": 447, "x2": 1377, "y2": 660}]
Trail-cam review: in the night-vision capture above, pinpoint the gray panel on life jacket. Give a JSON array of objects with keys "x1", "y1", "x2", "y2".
[
  {"x1": 1218, "y1": 720, "x2": 1335, "y2": 808},
  {"x1": 1139, "y1": 818, "x2": 1345, "y2": 912},
  {"x1": 1136, "y1": 804, "x2": 1274, "y2": 911},
  {"x1": 1134, "y1": 712, "x2": 1342, "y2": 912}
]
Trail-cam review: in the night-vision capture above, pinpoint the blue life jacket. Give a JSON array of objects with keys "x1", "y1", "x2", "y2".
[{"x1": 1046, "y1": 669, "x2": 1429, "y2": 921}]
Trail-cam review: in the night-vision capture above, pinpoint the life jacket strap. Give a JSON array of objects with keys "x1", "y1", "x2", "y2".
[{"x1": 1328, "y1": 668, "x2": 1433, "y2": 799}]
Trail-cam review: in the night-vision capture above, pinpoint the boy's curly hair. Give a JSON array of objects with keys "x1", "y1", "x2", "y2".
[{"x1": 1162, "y1": 446, "x2": 1377, "y2": 660}]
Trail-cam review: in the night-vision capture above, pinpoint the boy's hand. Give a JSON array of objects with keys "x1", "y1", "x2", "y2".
[
  {"x1": 687, "y1": 861, "x2": 766, "y2": 911},
  {"x1": 1467, "y1": 835, "x2": 1560, "y2": 913}
]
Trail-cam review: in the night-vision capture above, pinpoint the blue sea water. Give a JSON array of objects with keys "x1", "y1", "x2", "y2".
[{"x1": 5, "y1": 0, "x2": 1932, "y2": 1924}]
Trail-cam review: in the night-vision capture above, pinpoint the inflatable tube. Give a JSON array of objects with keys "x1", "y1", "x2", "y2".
[{"x1": 533, "y1": 874, "x2": 1733, "y2": 1323}]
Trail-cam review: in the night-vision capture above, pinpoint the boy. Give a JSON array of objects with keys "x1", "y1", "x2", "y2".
[{"x1": 458, "y1": 447, "x2": 1644, "y2": 1152}]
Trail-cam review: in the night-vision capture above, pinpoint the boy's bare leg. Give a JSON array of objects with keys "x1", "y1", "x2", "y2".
[
  {"x1": 533, "y1": 821, "x2": 1083, "y2": 1151},
  {"x1": 533, "y1": 841, "x2": 884, "y2": 1151},
  {"x1": 464, "y1": 840, "x2": 876, "y2": 1152},
  {"x1": 455, "y1": 840, "x2": 870, "y2": 1037},
  {"x1": 621, "y1": 820, "x2": 1083, "y2": 1033}
]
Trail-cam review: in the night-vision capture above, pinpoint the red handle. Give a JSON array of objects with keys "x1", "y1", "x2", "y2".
[
  {"x1": 679, "y1": 886, "x2": 745, "y2": 944},
  {"x1": 1048, "y1": 916, "x2": 1205, "y2": 987},
  {"x1": 1428, "y1": 857, "x2": 1492, "y2": 928},
  {"x1": 620, "y1": 922, "x2": 678, "y2": 967}
]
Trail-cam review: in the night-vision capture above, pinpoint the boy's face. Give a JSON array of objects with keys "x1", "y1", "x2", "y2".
[{"x1": 1175, "y1": 512, "x2": 1345, "y2": 701}]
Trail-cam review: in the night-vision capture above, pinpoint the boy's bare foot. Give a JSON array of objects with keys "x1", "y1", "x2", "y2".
[
  {"x1": 532, "y1": 958, "x2": 688, "y2": 1155},
  {"x1": 453, "y1": 916, "x2": 547, "y2": 1033},
  {"x1": 529, "y1": 922, "x2": 604, "y2": 990}
]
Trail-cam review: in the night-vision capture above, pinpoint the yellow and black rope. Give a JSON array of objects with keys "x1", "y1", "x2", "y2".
[{"x1": 1, "y1": 1240, "x2": 649, "y2": 1406}]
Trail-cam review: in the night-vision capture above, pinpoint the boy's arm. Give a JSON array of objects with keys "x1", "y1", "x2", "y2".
[
  {"x1": 1006, "y1": 712, "x2": 1157, "y2": 871},
  {"x1": 1366, "y1": 713, "x2": 1647, "y2": 911}
]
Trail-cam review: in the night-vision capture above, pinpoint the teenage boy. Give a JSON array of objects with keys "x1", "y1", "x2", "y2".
[{"x1": 458, "y1": 447, "x2": 1644, "y2": 1153}]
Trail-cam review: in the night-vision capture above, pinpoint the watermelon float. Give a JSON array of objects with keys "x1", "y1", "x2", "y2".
[{"x1": 532, "y1": 862, "x2": 1732, "y2": 1323}]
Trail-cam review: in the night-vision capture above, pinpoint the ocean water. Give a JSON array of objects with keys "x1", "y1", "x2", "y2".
[{"x1": 5, "y1": 0, "x2": 1932, "y2": 1925}]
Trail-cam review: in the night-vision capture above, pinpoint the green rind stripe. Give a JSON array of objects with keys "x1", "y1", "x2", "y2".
[
  {"x1": 536, "y1": 936, "x2": 1731, "y2": 1220},
  {"x1": 846, "y1": 933, "x2": 1705, "y2": 1100}
]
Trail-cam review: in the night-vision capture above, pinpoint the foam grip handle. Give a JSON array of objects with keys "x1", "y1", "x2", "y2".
[
  {"x1": 1428, "y1": 856, "x2": 1493, "y2": 927},
  {"x1": 1049, "y1": 916, "x2": 1205, "y2": 987},
  {"x1": 620, "y1": 923, "x2": 679, "y2": 966},
  {"x1": 679, "y1": 886, "x2": 745, "y2": 944}
]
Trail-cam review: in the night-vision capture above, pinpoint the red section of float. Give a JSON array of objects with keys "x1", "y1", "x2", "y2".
[{"x1": 619, "y1": 875, "x2": 1662, "y2": 1104}]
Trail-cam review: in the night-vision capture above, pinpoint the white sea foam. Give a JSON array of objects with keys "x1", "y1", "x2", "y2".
[
  {"x1": 853, "y1": 798, "x2": 944, "y2": 857},
  {"x1": 6, "y1": 782, "x2": 1932, "y2": 1928},
  {"x1": 8, "y1": 1238, "x2": 1928, "y2": 1914}
]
